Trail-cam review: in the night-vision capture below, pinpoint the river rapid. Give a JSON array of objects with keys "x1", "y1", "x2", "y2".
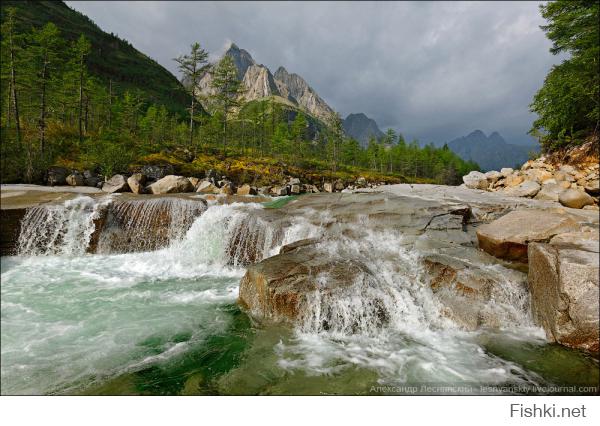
[{"x1": 1, "y1": 190, "x2": 598, "y2": 395}]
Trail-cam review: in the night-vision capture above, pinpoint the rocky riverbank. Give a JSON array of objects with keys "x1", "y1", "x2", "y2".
[
  {"x1": 462, "y1": 140, "x2": 599, "y2": 210},
  {"x1": 43, "y1": 163, "x2": 387, "y2": 198}
]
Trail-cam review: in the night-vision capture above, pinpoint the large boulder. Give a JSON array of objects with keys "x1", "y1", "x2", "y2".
[
  {"x1": 504, "y1": 173, "x2": 525, "y2": 187},
  {"x1": 462, "y1": 171, "x2": 488, "y2": 190},
  {"x1": 66, "y1": 172, "x2": 84, "y2": 186},
  {"x1": 219, "y1": 183, "x2": 235, "y2": 195},
  {"x1": 102, "y1": 174, "x2": 130, "y2": 193},
  {"x1": 196, "y1": 180, "x2": 219, "y2": 194},
  {"x1": 476, "y1": 210, "x2": 582, "y2": 262},
  {"x1": 323, "y1": 182, "x2": 334, "y2": 193},
  {"x1": 502, "y1": 180, "x2": 540, "y2": 198},
  {"x1": 528, "y1": 231, "x2": 599, "y2": 353},
  {"x1": 147, "y1": 175, "x2": 193, "y2": 194},
  {"x1": 46, "y1": 166, "x2": 69, "y2": 186},
  {"x1": 83, "y1": 170, "x2": 101, "y2": 187},
  {"x1": 236, "y1": 184, "x2": 257, "y2": 196},
  {"x1": 127, "y1": 173, "x2": 147, "y2": 194},
  {"x1": 239, "y1": 244, "x2": 383, "y2": 329},
  {"x1": 500, "y1": 168, "x2": 514, "y2": 177},
  {"x1": 484, "y1": 170, "x2": 502, "y2": 184},
  {"x1": 141, "y1": 164, "x2": 175, "y2": 181},
  {"x1": 558, "y1": 188, "x2": 595, "y2": 209}
]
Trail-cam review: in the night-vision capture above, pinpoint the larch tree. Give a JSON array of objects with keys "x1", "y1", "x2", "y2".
[
  {"x1": 174, "y1": 42, "x2": 209, "y2": 149},
  {"x1": 210, "y1": 55, "x2": 245, "y2": 153}
]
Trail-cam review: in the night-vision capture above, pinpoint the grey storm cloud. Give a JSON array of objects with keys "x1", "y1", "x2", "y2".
[{"x1": 67, "y1": 1, "x2": 561, "y2": 145}]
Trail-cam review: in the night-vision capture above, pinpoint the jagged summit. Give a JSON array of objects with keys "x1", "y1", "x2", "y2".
[{"x1": 195, "y1": 44, "x2": 335, "y2": 122}]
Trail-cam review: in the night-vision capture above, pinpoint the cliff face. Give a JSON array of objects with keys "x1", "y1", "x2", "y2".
[
  {"x1": 242, "y1": 64, "x2": 281, "y2": 100},
  {"x1": 273, "y1": 66, "x2": 334, "y2": 122}
]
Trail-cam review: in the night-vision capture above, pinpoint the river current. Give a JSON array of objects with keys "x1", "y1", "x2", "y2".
[{"x1": 1, "y1": 195, "x2": 598, "y2": 395}]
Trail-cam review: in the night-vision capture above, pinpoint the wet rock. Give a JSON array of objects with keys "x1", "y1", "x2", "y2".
[
  {"x1": 196, "y1": 180, "x2": 219, "y2": 194},
  {"x1": 528, "y1": 231, "x2": 599, "y2": 353},
  {"x1": 558, "y1": 189, "x2": 595, "y2": 209},
  {"x1": 141, "y1": 164, "x2": 174, "y2": 181},
  {"x1": 66, "y1": 172, "x2": 85, "y2": 186},
  {"x1": 476, "y1": 210, "x2": 581, "y2": 262},
  {"x1": 45, "y1": 166, "x2": 69, "y2": 186},
  {"x1": 502, "y1": 180, "x2": 540, "y2": 198},
  {"x1": 0, "y1": 208, "x2": 26, "y2": 256},
  {"x1": 462, "y1": 171, "x2": 488, "y2": 190},
  {"x1": 323, "y1": 182, "x2": 333, "y2": 193},
  {"x1": 334, "y1": 180, "x2": 345, "y2": 191},
  {"x1": 148, "y1": 175, "x2": 194, "y2": 194},
  {"x1": 237, "y1": 184, "x2": 257, "y2": 196},
  {"x1": 239, "y1": 245, "x2": 381, "y2": 328},
  {"x1": 102, "y1": 174, "x2": 130, "y2": 193},
  {"x1": 127, "y1": 173, "x2": 147, "y2": 194}
]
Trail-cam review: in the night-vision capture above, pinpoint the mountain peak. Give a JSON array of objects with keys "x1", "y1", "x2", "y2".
[
  {"x1": 223, "y1": 43, "x2": 255, "y2": 80},
  {"x1": 343, "y1": 113, "x2": 384, "y2": 147},
  {"x1": 468, "y1": 129, "x2": 486, "y2": 138}
]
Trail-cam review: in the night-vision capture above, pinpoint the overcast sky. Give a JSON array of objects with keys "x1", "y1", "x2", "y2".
[{"x1": 67, "y1": 1, "x2": 561, "y2": 145}]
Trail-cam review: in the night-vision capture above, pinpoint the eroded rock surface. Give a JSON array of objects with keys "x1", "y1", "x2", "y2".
[{"x1": 528, "y1": 231, "x2": 599, "y2": 353}]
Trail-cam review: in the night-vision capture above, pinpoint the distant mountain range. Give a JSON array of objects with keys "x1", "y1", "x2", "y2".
[
  {"x1": 444, "y1": 130, "x2": 537, "y2": 171},
  {"x1": 342, "y1": 113, "x2": 384, "y2": 147}
]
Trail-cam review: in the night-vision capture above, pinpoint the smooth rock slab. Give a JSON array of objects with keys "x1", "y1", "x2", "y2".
[
  {"x1": 476, "y1": 209, "x2": 582, "y2": 262},
  {"x1": 502, "y1": 180, "x2": 540, "y2": 198}
]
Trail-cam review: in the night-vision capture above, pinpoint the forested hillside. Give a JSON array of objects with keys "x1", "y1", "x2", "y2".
[{"x1": 0, "y1": 1, "x2": 478, "y2": 186}]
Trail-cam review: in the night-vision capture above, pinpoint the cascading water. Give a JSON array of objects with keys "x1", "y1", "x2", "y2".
[
  {"x1": 16, "y1": 196, "x2": 110, "y2": 256},
  {"x1": 1, "y1": 194, "x2": 598, "y2": 395},
  {"x1": 96, "y1": 196, "x2": 207, "y2": 253}
]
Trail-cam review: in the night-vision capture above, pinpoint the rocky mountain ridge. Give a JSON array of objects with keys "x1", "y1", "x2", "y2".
[
  {"x1": 342, "y1": 113, "x2": 385, "y2": 147},
  {"x1": 194, "y1": 43, "x2": 335, "y2": 123},
  {"x1": 445, "y1": 130, "x2": 534, "y2": 171}
]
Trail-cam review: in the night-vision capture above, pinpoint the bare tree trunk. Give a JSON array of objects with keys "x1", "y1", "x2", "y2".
[
  {"x1": 78, "y1": 56, "x2": 84, "y2": 142},
  {"x1": 39, "y1": 57, "x2": 48, "y2": 156},
  {"x1": 108, "y1": 79, "x2": 112, "y2": 129},
  {"x1": 9, "y1": 29, "x2": 21, "y2": 145}
]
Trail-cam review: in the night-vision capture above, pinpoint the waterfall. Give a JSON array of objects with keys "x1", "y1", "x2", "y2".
[
  {"x1": 96, "y1": 196, "x2": 207, "y2": 253},
  {"x1": 15, "y1": 195, "x2": 209, "y2": 256},
  {"x1": 16, "y1": 196, "x2": 110, "y2": 256}
]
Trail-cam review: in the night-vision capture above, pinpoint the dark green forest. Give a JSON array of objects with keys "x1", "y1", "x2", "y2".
[
  {"x1": 1, "y1": 1, "x2": 479, "y2": 185},
  {"x1": 529, "y1": 0, "x2": 599, "y2": 151}
]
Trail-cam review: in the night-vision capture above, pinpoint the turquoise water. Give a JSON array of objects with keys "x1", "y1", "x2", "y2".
[{"x1": 1, "y1": 200, "x2": 598, "y2": 395}]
